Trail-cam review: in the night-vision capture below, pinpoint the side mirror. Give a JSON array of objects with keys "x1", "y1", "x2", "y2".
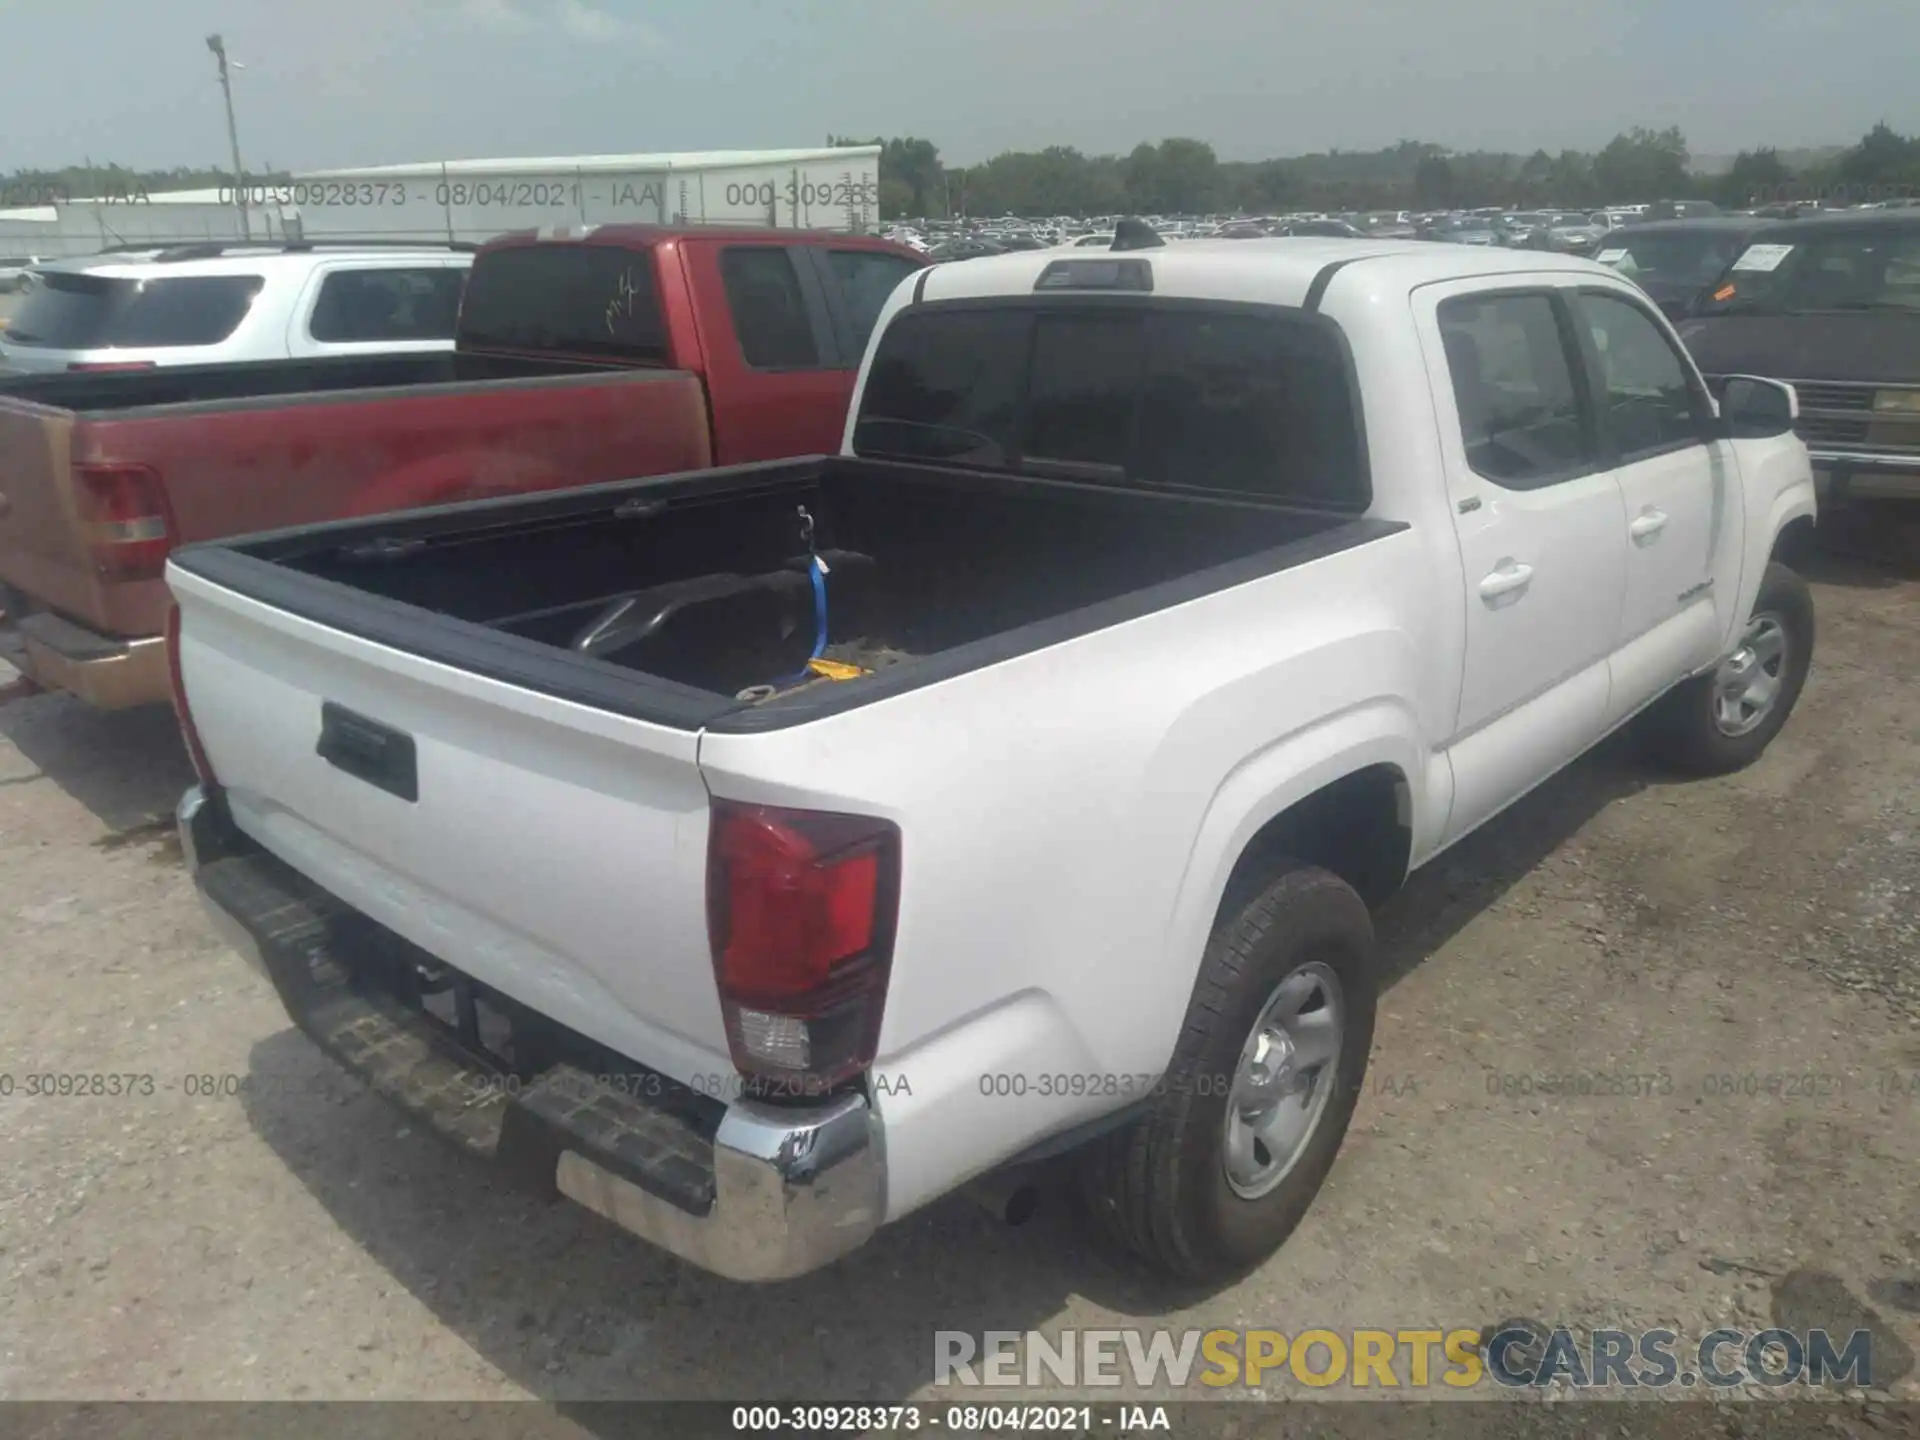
[{"x1": 1716, "y1": 375, "x2": 1798, "y2": 439}]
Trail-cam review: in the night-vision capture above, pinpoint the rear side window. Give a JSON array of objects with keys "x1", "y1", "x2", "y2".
[
  {"x1": 4, "y1": 273, "x2": 262, "y2": 349},
  {"x1": 1437, "y1": 293, "x2": 1594, "y2": 488},
  {"x1": 853, "y1": 303, "x2": 1367, "y2": 507},
  {"x1": 309, "y1": 267, "x2": 467, "y2": 343},
  {"x1": 719, "y1": 247, "x2": 820, "y2": 369},
  {"x1": 459, "y1": 244, "x2": 667, "y2": 362},
  {"x1": 823, "y1": 250, "x2": 923, "y2": 355}
]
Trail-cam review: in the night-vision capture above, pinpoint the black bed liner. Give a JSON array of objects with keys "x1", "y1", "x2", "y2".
[{"x1": 170, "y1": 456, "x2": 1405, "y2": 735}]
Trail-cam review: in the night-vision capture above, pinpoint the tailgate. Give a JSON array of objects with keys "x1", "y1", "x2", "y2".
[
  {"x1": 170, "y1": 563, "x2": 733, "y2": 1087},
  {"x1": 0, "y1": 397, "x2": 103, "y2": 620}
]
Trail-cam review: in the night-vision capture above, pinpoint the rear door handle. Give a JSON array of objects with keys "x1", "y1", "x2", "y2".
[
  {"x1": 1629, "y1": 508, "x2": 1669, "y2": 543},
  {"x1": 1478, "y1": 561, "x2": 1534, "y2": 602}
]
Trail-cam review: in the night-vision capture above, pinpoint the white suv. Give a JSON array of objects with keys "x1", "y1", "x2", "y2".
[{"x1": 0, "y1": 242, "x2": 471, "y2": 374}]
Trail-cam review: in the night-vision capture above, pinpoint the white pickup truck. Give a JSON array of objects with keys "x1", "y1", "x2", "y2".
[{"x1": 169, "y1": 234, "x2": 1818, "y2": 1284}]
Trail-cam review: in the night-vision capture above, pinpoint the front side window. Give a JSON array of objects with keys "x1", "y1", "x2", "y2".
[
  {"x1": 719, "y1": 247, "x2": 820, "y2": 369},
  {"x1": 1437, "y1": 292, "x2": 1594, "y2": 488},
  {"x1": 1574, "y1": 291, "x2": 1704, "y2": 458}
]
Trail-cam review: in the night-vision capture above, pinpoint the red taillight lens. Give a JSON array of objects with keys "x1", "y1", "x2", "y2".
[
  {"x1": 165, "y1": 603, "x2": 216, "y2": 788},
  {"x1": 75, "y1": 462, "x2": 173, "y2": 580},
  {"x1": 67, "y1": 361, "x2": 157, "y2": 372},
  {"x1": 707, "y1": 800, "x2": 900, "y2": 1092}
]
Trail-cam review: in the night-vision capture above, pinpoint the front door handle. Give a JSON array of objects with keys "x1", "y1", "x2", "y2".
[
  {"x1": 1629, "y1": 508, "x2": 1669, "y2": 543},
  {"x1": 1478, "y1": 561, "x2": 1535, "y2": 602}
]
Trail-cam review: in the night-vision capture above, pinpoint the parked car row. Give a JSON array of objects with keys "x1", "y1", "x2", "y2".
[{"x1": 887, "y1": 200, "x2": 1733, "y2": 259}]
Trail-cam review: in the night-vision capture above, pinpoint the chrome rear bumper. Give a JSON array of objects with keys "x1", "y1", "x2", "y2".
[{"x1": 178, "y1": 785, "x2": 885, "y2": 1281}]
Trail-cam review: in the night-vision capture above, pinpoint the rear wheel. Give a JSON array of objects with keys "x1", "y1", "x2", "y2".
[
  {"x1": 1637, "y1": 562, "x2": 1814, "y2": 776},
  {"x1": 1077, "y1": 861, "x2": 1375, "y2": 1282}
]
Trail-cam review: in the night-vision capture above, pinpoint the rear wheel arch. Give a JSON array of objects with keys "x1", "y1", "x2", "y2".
[{"x1": 1219, "y1": 762, "x2": 1413, "y2": 915}]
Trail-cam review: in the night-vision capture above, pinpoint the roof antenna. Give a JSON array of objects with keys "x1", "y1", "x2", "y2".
[{"x1": 1111, "y1": 217, "x2": 1165, "y2": 252}]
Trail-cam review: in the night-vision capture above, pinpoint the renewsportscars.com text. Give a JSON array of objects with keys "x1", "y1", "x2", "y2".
[{"x1": 935, "y1": 1326, "x2": 1876, "y2": 1389}]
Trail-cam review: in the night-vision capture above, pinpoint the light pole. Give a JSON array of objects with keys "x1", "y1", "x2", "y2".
[{"x1": 205, "y1": 34, "x2": 250, "y2": 239}]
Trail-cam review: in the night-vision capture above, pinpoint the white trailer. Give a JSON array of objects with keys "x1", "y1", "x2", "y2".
[
  {"x1": 273, "y1": 148, "x2": 882, "y2": 246},
  {"x1": 0, "y1": 196, "x2": 288, "y2": 260}
]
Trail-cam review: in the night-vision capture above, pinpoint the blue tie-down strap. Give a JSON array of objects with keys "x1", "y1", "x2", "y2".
[
  {"x1": 774, "y1": 554, "x2": 830, "y2": 686},
  {"x1": 807, "y1": 553, "x2": 829, "y2": 662}
]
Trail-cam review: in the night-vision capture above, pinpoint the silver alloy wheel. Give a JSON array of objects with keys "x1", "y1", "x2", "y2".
[
  {"x1": 1712, "y1": 611, "x2": 1788, "y2": 738},
  {"x1": 1223, "y1": 961, "x2": 1344, "y2": 1200}
]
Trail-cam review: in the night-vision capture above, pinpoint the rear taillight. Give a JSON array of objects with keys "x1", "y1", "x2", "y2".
[
  {"x1": 75, "y1": 462, "x2": 173, "y2": 580},
  {"x1": 165, "y1": 604, "x2": 216, "y2": 788},
  {"x1": 707, "y1": 800, "x2": 900, "y2": 1094}
]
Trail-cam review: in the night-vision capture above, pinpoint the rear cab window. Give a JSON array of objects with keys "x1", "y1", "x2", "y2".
[
  {"x1": 308, "y1": 267, "x2": 468, "y2": 343},
  {"x1": 458, "y1": 243, "x2": 668, "y2": 362},
  {"x1": 3, "y1": 272, "x2": 263, "y2": 349},
  {"x1": 852, "y1": 301, "x2": 1368, "y2": 509}
]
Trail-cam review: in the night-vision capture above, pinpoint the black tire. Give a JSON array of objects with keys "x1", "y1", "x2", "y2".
[
  {"x1": 1077, "y1": 861, "x2": 1376, "y2": 1282},
  {"x1": 1637, "y1": 562, "x2": 1815, "y2": 777}
]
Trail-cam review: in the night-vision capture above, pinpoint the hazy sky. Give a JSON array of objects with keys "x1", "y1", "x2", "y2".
[{"x1": 5, "y1": 0, "x2": 1917, "y2": 172}]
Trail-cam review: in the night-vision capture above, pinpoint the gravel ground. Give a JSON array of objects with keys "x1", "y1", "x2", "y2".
[{"x1": 0, "y1": 521, "x2": 1916, "y2": 1413}]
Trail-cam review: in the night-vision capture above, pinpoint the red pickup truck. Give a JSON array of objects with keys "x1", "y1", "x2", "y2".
[{"x1": 0, "y1": 226, "x2": 924, "y2": 707}]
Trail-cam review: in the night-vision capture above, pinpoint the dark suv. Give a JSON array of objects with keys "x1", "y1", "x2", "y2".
[
  {"x1": 1595, "y1": 217, "x2": 1770, "y2": 319},
  {"x1": 1680, "y1": 211, "x2": 1920, "y2": 503}
]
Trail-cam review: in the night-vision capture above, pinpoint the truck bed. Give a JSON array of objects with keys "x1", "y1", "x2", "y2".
[{"x1": 171, "y1": 456, "x2": 1398, "y2": 731}]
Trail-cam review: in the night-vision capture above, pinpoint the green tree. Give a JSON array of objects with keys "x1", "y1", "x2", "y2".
[
  {"x1": 1516, "y1": 150, "x2": 1554, "y2": 203},
  {"x1": 1228, "y1": 158, "x2": 1300, "y2": 213},
  {"x1": 1155, "y1": 138, "x2": 1219, "y2": 213},
  {"x1": 1718, "y1": 148, "x2": 1793, "y2": 208},
  {"x1": 1590, "y1": 127, "x2": 1690, "y2": 204},
  {"x1": 1121, "y1": 139, "x2": 1218, "y2": 214},
  {"x1": 1835, "y1": 122, "x2": 1920, "y2": 195},
  {"x1": 1413, "y1": 153, "x2": 1455, "y2": 209}
]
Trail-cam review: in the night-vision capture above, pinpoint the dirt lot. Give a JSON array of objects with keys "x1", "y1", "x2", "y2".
[{"x1": 0, "y1": 518, "x2": 1916, "y2": 1411}]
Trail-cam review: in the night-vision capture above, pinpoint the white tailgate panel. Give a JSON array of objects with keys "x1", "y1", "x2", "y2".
[{"x1": 172, "y1": 568, "x2": 730, "y2": 1086}]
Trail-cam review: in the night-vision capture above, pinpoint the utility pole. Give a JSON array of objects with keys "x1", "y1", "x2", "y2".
[{"x1": 205, "y1": 34, "x2": 249, "y2": 239}]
